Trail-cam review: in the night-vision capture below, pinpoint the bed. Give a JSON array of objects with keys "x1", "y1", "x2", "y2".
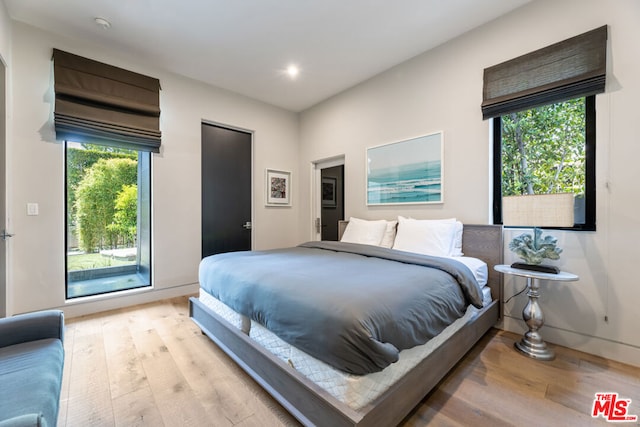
[{"x1": 190, "y1": 220, "x2": 502, "y2": 426}]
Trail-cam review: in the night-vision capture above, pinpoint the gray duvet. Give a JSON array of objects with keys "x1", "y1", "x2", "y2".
[{"x1": 199, "y1": 241, "x2": 483, "y2": 375}]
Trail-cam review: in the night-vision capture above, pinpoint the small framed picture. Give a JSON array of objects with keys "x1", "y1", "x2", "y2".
[
  {"x1": 322, "y1": 177, "x2": 337, "y2": 207},
  {"x1": 266, "y1": 169, "x2": 291, "y2": 206}
]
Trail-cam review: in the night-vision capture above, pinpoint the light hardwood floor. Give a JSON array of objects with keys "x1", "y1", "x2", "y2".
[{"x1": 58, "y1": 296, "x2": 640, "y2": 426}]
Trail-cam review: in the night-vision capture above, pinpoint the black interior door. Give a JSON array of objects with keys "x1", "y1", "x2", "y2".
[
  {"x1": 201, "y1": 123, "x2": 252, "y2": 257},
  {"x1": 0, "y1": 60, "x2": 6, "y2": 317},
  {"x1": 321, "y1": 165, "x2": 344, "y2": 241}
]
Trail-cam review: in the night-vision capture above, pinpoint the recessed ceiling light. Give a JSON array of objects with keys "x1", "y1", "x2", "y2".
[
  {"x1": 94, "y1": 17, "x2": 111, "y2": 30},
  {"x1": 286, "y1": 65, "x2": 299, "y2": 79}
]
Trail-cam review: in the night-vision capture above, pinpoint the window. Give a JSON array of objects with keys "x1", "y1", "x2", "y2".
[
  {"x1": 482, "y1": 26, "x2": 606, "y2": 232},
  {"x1": 493, "y1": 95, "x2": 595, "y2": 230},
  {"x1": 65, "y1": 142, "x2": 151, "y2": 298},
  {"x1": 53, "y1": 50, "x2": 160, "y2": 299}
]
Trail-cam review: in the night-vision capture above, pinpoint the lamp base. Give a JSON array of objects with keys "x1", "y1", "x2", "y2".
[{"x1": 510, "y1": 262, "x2": 560, "y2": 274}]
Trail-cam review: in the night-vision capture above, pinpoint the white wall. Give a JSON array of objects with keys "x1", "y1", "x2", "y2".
[
  {"x1": 299, "y1": 0, "x2": 640, "y2": 367},
  {"x1": 0, "y1": 2, "x2": 10, "y2": 58},
  {"x1": 0, "y1": 1, "x2": 12, "y2": 318},
  {"x1": 8, "y1": 22, "x2": 300, "y2": 317}
]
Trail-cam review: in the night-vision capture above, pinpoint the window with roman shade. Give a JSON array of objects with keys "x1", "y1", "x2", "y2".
[
  {"x1": 488, "y1": 26, "x2": 607, "y2": 232},
  {"x1": 482, "y1": 25, "x2": 607, "y2": 120},
  {"x1": 52, "y1": 49, "x2": 162, "y2": 152}
]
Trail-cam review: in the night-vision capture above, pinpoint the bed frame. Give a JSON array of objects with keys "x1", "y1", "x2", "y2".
[{"x1": 189, "y1": 223, "x2": 502, "y2": 426}]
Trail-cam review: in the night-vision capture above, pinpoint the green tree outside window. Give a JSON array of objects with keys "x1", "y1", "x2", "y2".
[{"x1": 501, "y1": 98, "x2": 586, "y2": 198}]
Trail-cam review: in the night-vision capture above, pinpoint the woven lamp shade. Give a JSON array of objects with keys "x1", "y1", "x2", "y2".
[{"x1": 502, "y1": 193, "x2": 574, "y2": 227}]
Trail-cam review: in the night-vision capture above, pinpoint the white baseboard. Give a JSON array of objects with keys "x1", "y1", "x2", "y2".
[
  {"x1": 500, "y1": 315, "x2": 640, "y2": 369},
  {"x1": 57, "y1": 283, "x2": 200, "y2": 319}
]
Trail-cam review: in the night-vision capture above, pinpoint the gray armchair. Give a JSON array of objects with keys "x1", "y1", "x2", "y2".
[{"x1": 0, "y1": 310, "x2": 65, "y2": 427}]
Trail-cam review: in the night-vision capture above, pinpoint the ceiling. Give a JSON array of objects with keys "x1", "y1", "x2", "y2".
[{"x1": 3, "y1": 0, "x2": 531, "y2": 112}]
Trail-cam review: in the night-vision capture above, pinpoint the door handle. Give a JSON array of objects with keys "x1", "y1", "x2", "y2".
[
  {"x1": 1, "y1": 230, "x2": 14, "y2": 241},
  {"x1": 242, "y1": 222, "x2": 252, "y2": 230}
]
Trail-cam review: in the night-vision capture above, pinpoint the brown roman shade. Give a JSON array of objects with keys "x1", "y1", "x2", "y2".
[
  {"x1": 482, "y1": 25, "x2": 607, "y2": 120},
  {"x1": 53, "y1": 49, "x2": 161, "y2": 152}
]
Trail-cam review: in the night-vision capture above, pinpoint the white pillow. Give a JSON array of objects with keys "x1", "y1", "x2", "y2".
[
  {"x1": 340, "y1": 217, "x2": 388, "y2": 246},
  {"x1": 379, "y1": 220, "x2": 398, "y2": 248},
  {"x1": 392, "y1": 216, "x2": 458, "y2": 257},
  {"x1": 451, "y1": 221, "x2": 464, "y2": 257}
]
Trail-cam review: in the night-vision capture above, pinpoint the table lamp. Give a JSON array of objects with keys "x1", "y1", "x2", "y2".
[{"x1": 502, "y1": 193, "x2": 574, "y2": 274}]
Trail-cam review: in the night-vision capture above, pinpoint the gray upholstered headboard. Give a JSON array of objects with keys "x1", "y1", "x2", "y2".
[
  {"x1": 338, "y1": 220, "x2": 349, "y2": 241},
  {"x1": 337, "y1": 220, "x2": 503, "y2": 308}
]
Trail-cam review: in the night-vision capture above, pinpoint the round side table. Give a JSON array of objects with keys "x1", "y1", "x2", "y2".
[{"x1": 495, "y1": 264, "x2": 579, "y2": 361}]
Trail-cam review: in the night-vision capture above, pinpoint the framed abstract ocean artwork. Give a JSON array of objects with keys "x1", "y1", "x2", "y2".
[{"x1": 366, "y1": 132, "x2": 443, "y2": 205}]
